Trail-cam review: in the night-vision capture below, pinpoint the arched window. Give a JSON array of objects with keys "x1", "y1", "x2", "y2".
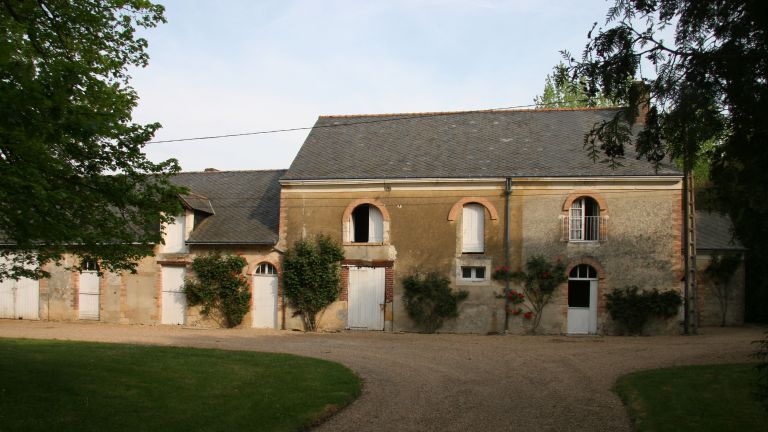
[
  {"x1": 462, "y1": 203, "x2": 485, "y2": 253},
  {"x1": 254, "y1": 262, "x2": 277, "y2": 275},
  {"x1": 570, "y1": 197, "x2": 601, "y2": 241},
  {"x1": 351, "y1": 204, "x2": 383, "y2": 243},
  {"x1": 569, "y1": 264, "x2": 597, "y2": 279}
]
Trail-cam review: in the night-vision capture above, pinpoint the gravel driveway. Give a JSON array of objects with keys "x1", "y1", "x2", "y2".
[{"x1": 0, "y1": 321, "x2": 762, "y2": 431}]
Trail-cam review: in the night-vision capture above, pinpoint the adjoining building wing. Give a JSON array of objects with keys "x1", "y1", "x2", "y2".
[{"x1": 171, "y1": 170, "x2": 285, "y2": 245}]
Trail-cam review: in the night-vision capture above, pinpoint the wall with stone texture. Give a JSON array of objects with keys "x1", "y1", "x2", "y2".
[{"x1": 282, "y1": 177, "x2": 683, "y2": 335}]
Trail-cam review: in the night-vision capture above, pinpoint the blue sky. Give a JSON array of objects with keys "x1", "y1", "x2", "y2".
[{"x1": 131, "y1": 0, "x2": 615, "y2": 171}]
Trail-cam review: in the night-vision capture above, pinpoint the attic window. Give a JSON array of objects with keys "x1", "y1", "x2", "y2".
[{"x1": 351, "y1": 204, "x2": 383, "y2": 243}]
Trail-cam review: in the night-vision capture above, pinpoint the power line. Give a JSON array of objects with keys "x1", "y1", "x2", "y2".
[{"x1": 148, "y1": 101, "x2": 617, "y2": 144}]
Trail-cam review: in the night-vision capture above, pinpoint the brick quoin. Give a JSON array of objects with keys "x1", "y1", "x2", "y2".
[{"x1": 340, "y1": 267, "x2": 349, "y2": 301}]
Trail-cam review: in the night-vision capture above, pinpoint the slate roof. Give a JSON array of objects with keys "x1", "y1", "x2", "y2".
[
  {"x1": 283, "y1": 108, "x2": 682, "y2": 180},
  {"x1": 171, "y1": 170, "x2": 285, "y2": 245},
  {"x1": 696, "y1": 211, "x2": 746, "y2": 251}
]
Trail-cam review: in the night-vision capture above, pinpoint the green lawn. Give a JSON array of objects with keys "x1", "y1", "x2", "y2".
[
  {"x1": 0, "y1": 338, "x2": 361, "y2": 432},
  {"x1": 614, "y1": 363, "x2": 768, "y2": 432}
]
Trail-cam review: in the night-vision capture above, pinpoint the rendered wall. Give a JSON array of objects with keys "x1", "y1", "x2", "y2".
[
  {"x1": 34, "y1": 244, "x2": 281, "y2": 328},
  {"x1": 281, "y1": 177, "x2": 684, "y2": 335}
]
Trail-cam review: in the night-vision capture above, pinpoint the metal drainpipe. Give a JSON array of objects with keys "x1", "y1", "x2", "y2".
[
  {"x1": 503, "y1": 177, "x2": 512, "y2": 332},
  {"x1": 281, "y1": 291, "x2": 286, "y2": 330}
]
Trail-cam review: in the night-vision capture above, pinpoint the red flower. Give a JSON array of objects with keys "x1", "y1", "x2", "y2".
[
  {"x1": 512, "y1": 308, "x2": 522, "y2": 316},
  {"x1": 523, "y1": 311, "x2": 534, "y2": 320}
]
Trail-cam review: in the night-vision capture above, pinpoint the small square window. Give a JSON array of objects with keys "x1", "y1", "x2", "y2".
[{"x1": 461, "y1": 266, "x2": 486, "y2": 281}]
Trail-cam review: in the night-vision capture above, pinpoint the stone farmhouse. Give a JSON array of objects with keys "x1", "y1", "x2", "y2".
[{"x1": 0, "y1": 108, "x2": 746, "y2": 334}]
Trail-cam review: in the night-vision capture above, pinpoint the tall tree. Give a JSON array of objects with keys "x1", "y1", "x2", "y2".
[
  {"x1": 534, "y1": 62, "x2": 612, "y2": 108},
  {"x1": 567, "y1": 0, "x2": 768, "y2": 321},
  {"x1": 0, "y1": 1, "x2": 184, "y2": 280}
]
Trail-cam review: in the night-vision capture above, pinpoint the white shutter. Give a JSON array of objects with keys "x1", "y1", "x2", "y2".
[
  {"x1": 462, "y1": 204, "x2": 484, "y2": 253},
  {"x1": 163, "y1": 213, "x2": 186, "y2": 253},
  {"x1": 369, "y1": 206, "x2": 383, "y2": 243},
  {"x1": 570, "y1": 199, "x2": 583, "y2": 241}
]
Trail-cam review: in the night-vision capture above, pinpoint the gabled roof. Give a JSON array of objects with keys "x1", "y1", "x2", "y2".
[
  {"x1": 283, "y1": 108, "x2": 681, "y2": 181},
  {"x1": 179, "y1": 192, "x2": 214, "y2": 215},
  {"x1": 696, "y1": 211, "x2": 746, "y2": 251},
  {"x1": 171, "y1": 170, "x2": 285, "y2": 245}
]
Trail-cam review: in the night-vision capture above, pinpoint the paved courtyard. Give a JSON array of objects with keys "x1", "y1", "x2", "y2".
[{"x1": 0, "y1": 321, "x2": 762, "y2": 431}]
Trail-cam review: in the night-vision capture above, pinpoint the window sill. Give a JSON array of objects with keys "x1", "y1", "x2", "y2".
[{"x1": 343, "y1": 242, "x2": 388, "y2": 246}]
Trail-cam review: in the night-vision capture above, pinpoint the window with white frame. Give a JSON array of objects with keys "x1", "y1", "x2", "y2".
[
  {"x1": 461, "y1": 266, "x2": 486, "y2": 281},
  {"x1": 462, "y1": 203, "x2": 485, "y2": 253},
  {"x1": 569, "y1": 197, "x2": 601, "y2": 242},
  {"x1": 351, "y1": 204, "x2": 384, "y2": 243},
  {"x1": 254, "y1": 262, "x2": 277, "y2": 275}
]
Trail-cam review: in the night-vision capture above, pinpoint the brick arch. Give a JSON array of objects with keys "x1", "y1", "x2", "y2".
[
  {"x1": 562, "y1": 191, "x2": 609, "y2": 214},
  {"x1": 342, "y1": 198, "x2": 391, "y2": 223},
  {"x1": 447, "y1": 197, "x2": 500, "y2": 221},
  {"x1": 565, "y1": 257, "x2": 606, "y2": 280}
]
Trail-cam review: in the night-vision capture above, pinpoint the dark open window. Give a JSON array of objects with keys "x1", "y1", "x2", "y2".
[{"x1": 352, "y1": 205, "x2": 370, "y2": 242}]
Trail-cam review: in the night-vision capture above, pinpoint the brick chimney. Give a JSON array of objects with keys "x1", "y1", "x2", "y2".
[
  {"x1": 203, "y1": 168, "x2": 219, "y2": 172},
  {"x1": 632, "y1": 81, "x2": 650, "y2": 126}
]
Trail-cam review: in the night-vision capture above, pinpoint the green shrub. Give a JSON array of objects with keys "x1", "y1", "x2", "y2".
[
  {"x1": 282, "y1": 235, "x2": 345, "y2": 332},
  {"x1": 184, "y1": 253, "x2": 250, "y2": 328},
  {"x1": 605, "y1": 286, "x2": 682, "y2": 335},
  {"x1": 402, "y1": 273, "x2": 468, "y2": 333}
]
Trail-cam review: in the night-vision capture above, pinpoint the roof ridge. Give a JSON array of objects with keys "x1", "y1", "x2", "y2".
[
  {"x1": 318, "y1": 106, "x2": 623, "y2": 119},
  {"x1": 176, "y1": 168, "x2": 288, "y2": 174}
]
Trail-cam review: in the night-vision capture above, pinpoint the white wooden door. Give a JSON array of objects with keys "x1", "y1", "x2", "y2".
[
  {"x1": 161, "y1": 266, "x2": 186, "y2": 325},
  {"x1": 348, "y1": 267, "x2": 385, "y2": 330},
  {"x1": 78, "y1": 271, "x2": 100, "y2": 320},
  {"x1": 252, "y1": 272, "x2": 278, "y2": 328},
  {"x1": 567, "y1": 279, "x2": 597, "y2": 334},
  {"x1": 0, "y1": 275, "x2": 39, "y2": 320}
]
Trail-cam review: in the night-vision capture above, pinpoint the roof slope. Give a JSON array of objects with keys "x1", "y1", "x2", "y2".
[
  {"x1": 171, "y1": 170, "x2": 285, "y2": 244},
  {"x1": 284, "y1": 109, "x2": 681, "y2": 180},
  {"x1": 696, "y1": 211, "x2": 745, "y2": 251}
]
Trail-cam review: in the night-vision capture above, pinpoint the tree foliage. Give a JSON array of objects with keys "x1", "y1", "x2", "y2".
[
  {"x1": 567, "y1": 0, "x2": 768, "y2": 321},
  {"x1": 705, "y1": 252, "x2": 742, "y2": 327},
  {"x1": 0, "y1": 1, "x2": 184, "y2": 281},
  {"x1": 402, "y1": 273, "x2": 468, "y2": 334},
  {"x1": 184, "y1": 254, "x2": 251, "y2": 328},
  {"x1": 282, "y1": 235, "x2": 344, "y2": 332},
  {"x1": 534, "y1": 62, "x2": 612, "y2": 108}
]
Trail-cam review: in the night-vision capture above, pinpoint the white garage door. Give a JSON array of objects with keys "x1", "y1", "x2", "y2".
[
  {"x1": 0, "y1": 273, "x2": 39, "y2": 320},
  {"x1": 252, "y1": 263, "x2": 278, "y2": 329},
  {"x1": 348, "y1": 267, "x2": 385, "y2": 330},
  {"x1": 161, "y1": 266, "x2": 186, "y2": 325},
  {"x1": 78, "y1": 270, "x2": 100, "y2": 320}
]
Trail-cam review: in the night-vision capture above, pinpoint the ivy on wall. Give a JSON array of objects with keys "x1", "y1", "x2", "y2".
[{"x1": 184, "y1": 254, "x2": 251, "y2": 328}]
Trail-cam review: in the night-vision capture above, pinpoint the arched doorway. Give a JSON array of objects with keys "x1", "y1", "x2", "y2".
[
  {"x1": 252, "y1": 262, "x2": 278, "y2": 329},
  {"x1": 567, "y1": 264, "x2": 598, "y2": 334}
]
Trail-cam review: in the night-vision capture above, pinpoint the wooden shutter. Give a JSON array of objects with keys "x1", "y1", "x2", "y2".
[
  {"x1": 462, "y1": 204, "x2": 484, "y2": 253},
  {"x1": 369, "y1": 206, "x2": 384, "y2": 242}
]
